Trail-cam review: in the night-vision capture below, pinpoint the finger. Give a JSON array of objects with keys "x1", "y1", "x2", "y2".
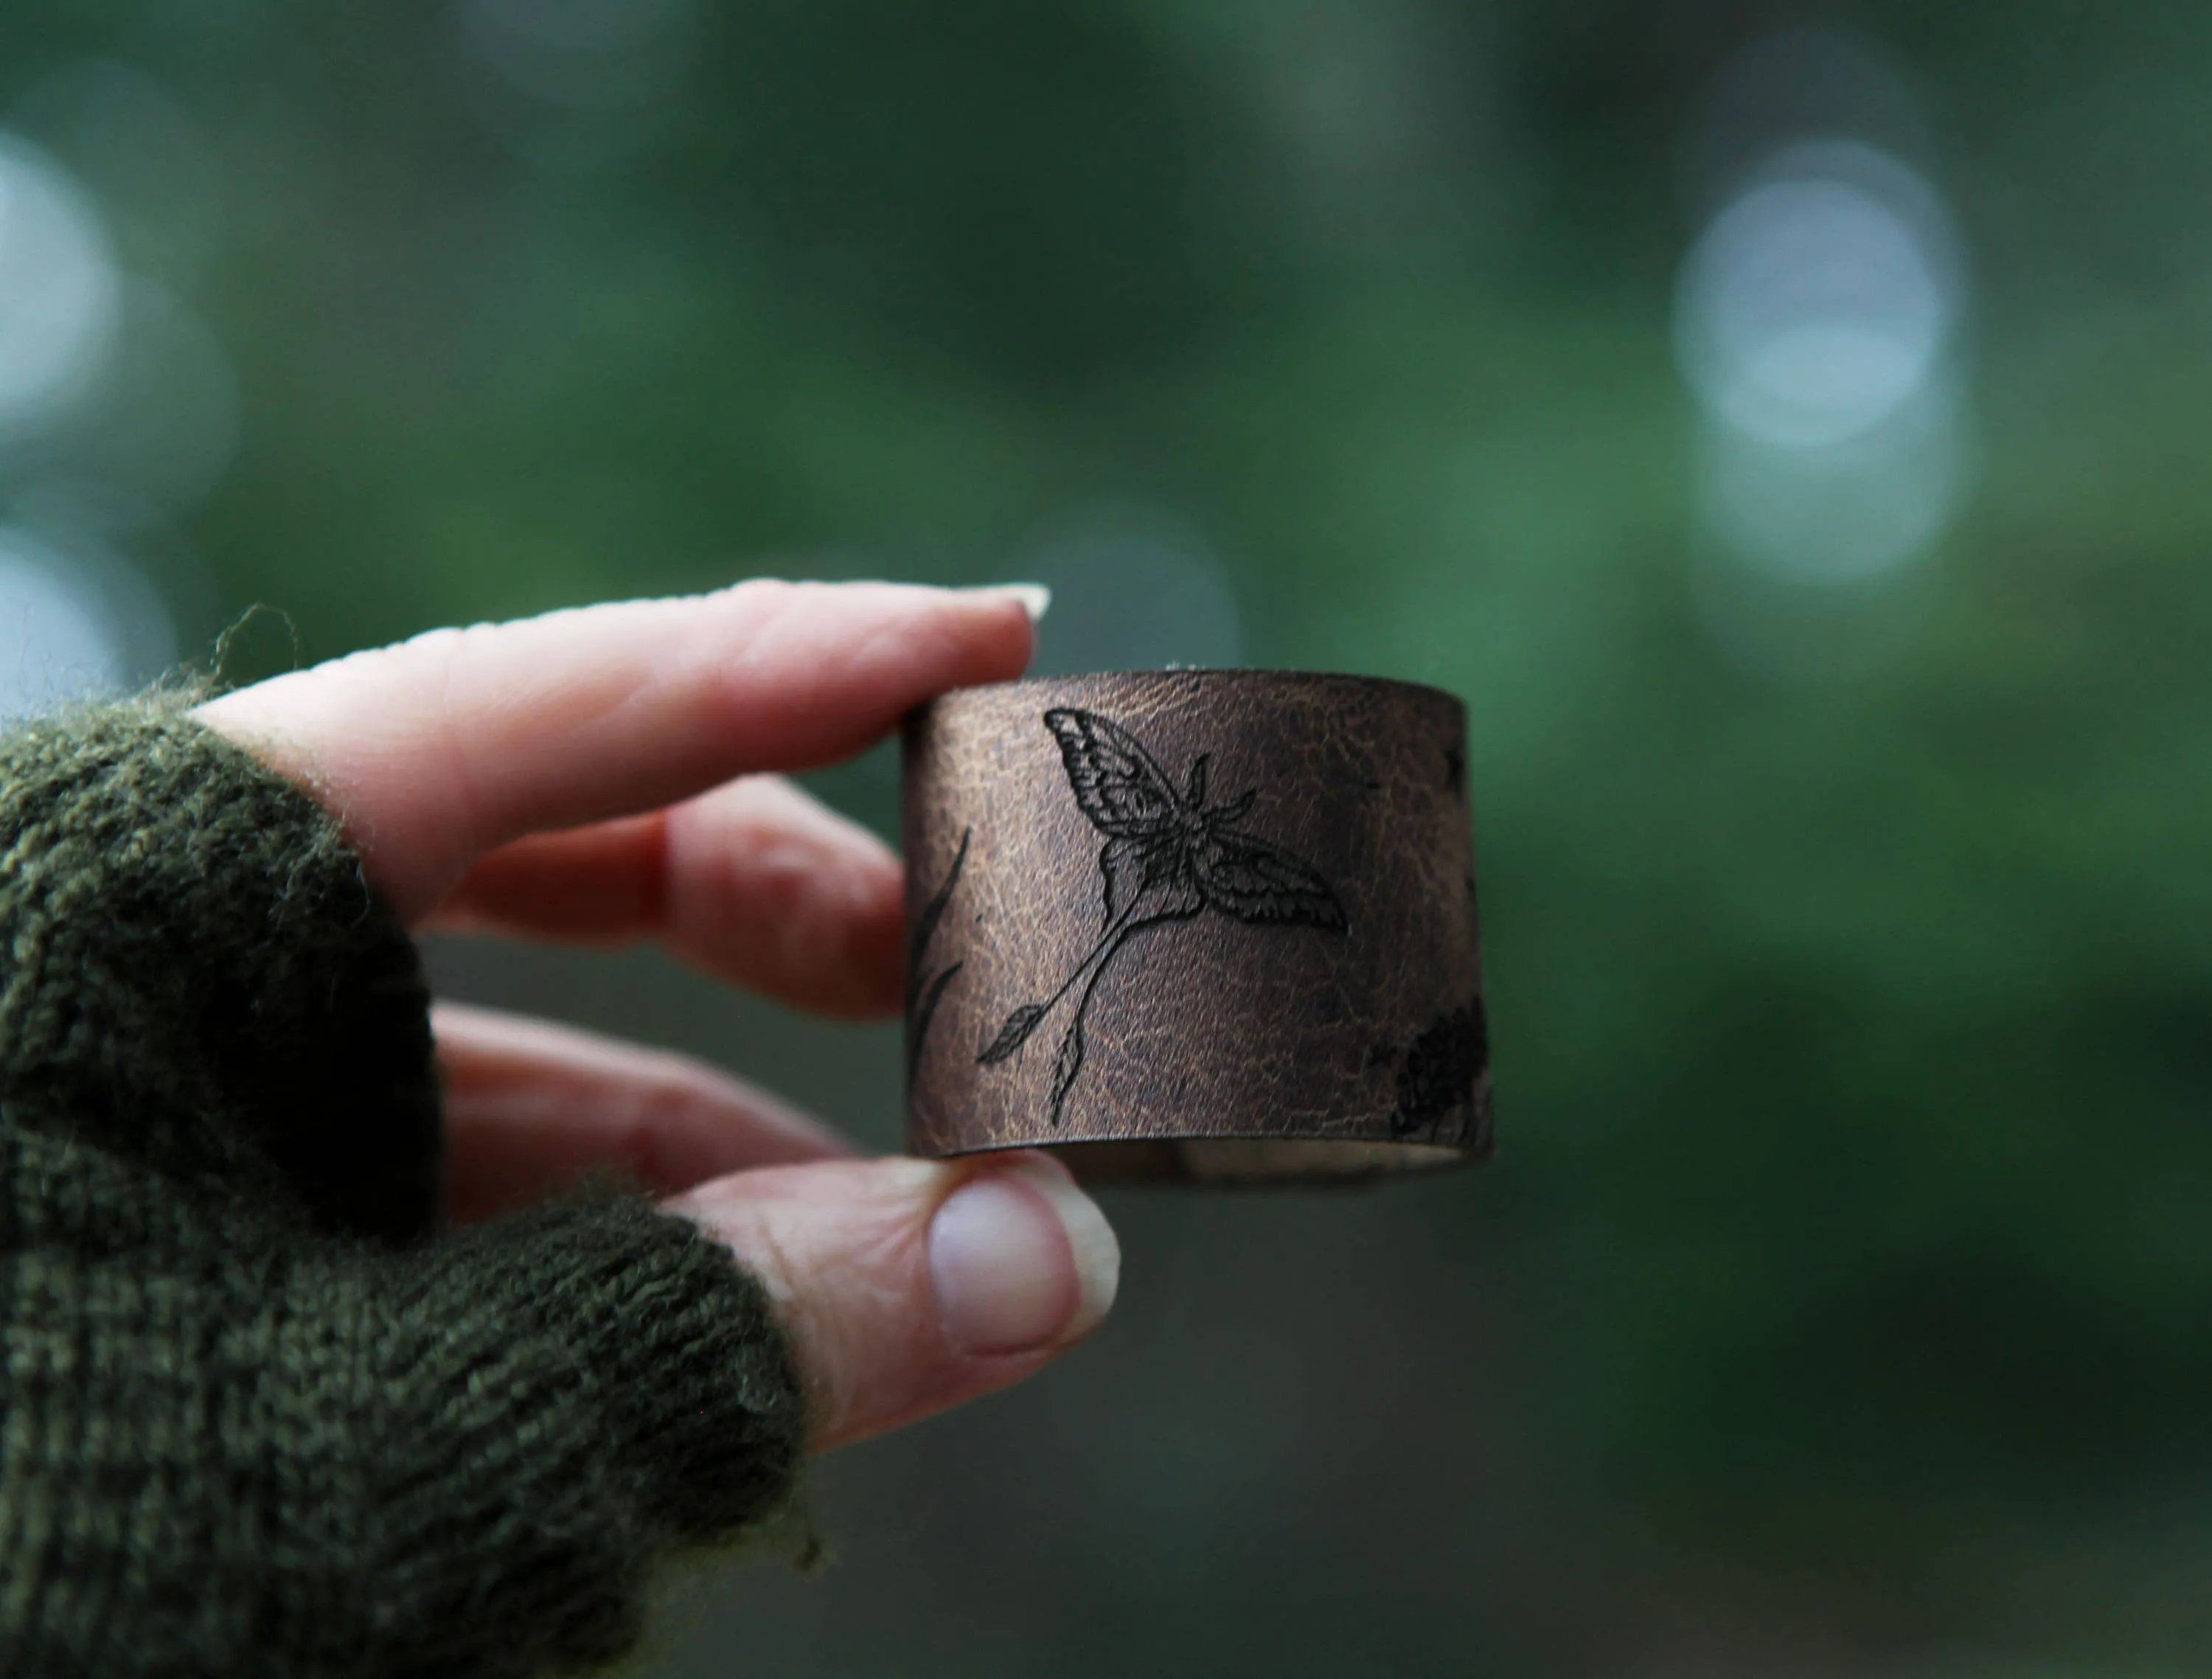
[
  {"x1": 196, "y1": 580, "x2": 1041, "y2": 921},
  {"x1": 671, "y1": 1153, "x2": 1120, "y2": 1452},
  {"x1": 434, "y1": 1002, "x2": 853, "y2": 1224},
  {"x1": 428, "y1": 774, "x2": 905, "y2": 1019}
]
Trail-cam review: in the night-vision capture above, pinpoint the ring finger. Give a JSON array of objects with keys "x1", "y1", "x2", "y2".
[{"x1": 434, "y1": 1002, "x2": 853, "y2": 1223}]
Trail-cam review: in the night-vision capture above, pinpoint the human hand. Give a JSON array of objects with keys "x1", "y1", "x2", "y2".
[{"x1": 197, "y1": 580, "x2": 1118, "y2": 1452}]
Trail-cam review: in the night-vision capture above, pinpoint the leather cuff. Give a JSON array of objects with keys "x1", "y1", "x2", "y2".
[{"x1": 901, "y1": 670, "x2": 1490, "y2": 1183}]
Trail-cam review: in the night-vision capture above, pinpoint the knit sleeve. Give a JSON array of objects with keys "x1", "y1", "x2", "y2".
[{"x1": 0, "y1": 701, "x2": 810, "y2": 1678}]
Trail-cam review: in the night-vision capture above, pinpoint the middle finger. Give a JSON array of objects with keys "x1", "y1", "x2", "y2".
[{"x1": 427, "y1": 774, "x2": 907, "y2": 1017}]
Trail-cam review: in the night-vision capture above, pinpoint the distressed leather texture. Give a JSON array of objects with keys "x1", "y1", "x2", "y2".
[{"x1": 901, "y1": 671, "x2": 1490, "y2": 1183}]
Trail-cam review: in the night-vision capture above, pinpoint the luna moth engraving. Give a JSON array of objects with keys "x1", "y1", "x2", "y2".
[{"x1": 977, "y1": 707, "x2": 1348, "y2": 1126}]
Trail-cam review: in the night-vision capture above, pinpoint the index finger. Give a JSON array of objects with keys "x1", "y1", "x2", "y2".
[{"x1": 195, "y1": 580, "x2": 1041, "y2": 921}]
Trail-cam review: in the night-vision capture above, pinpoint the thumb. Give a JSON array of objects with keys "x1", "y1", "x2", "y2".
[{"x1": 668, "y1": 1152, "x2": 1119, "y2": 1451}]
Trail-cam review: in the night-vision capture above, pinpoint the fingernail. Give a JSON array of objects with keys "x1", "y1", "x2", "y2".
[
  {"x1": 962, "y1": 582, "x2": 1051, "y2": 622},
  {"x1": 928, "y1": 1157, "x2": 1119, "y2": 1355}
]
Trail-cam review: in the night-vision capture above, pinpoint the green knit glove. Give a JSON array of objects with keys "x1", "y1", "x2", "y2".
[{"x1": 0, "y1": 701, "x2": 808, "y2": 1678}]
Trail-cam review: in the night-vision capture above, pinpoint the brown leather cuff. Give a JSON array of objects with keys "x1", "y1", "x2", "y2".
[{"x1": 901, "y1": 670, "x2": 1490, "y2": 1183}]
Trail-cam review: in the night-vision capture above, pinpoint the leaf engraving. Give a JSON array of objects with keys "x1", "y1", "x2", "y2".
[
  {"x1": 975, "y1": 707, "x2": 1350, "y2": 1127},
  {"x1": 979, "y1": 1002, "x2": 1051, "y2": 1064},
  {"x1": 906, "y1": 829, "x2": 970, "y2": 1012},
  {"x1": 908, "y1": 962, "x2": 963, "y2": 1084},
  {"x1": 1048, "y1": 1012, "x2": 1086, "y2": 1127},
  {"x1": 903, "y1": 828, "x2": 970, "y2": 1087}
]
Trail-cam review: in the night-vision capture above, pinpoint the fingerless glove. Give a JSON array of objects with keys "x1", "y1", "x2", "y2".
[{"x1": 0, "y1": 700, "x2": 807, "y2": 1678}]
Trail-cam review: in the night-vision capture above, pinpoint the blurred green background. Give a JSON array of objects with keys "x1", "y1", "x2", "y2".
[{"x1": 3, "y1": 1, "x2": 2211, "y2": 1673}]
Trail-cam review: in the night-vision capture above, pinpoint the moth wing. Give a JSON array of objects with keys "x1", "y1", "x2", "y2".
[
  {"x1": 1099, "y1": 835, "x2": 1152, "y2": 926},
  {"x1": 1045, "y1": 709, "x2": 1181, "y2": 838},
  {"x1": 1196, "y1": 830, "x2": 1348, "y2": 931}
]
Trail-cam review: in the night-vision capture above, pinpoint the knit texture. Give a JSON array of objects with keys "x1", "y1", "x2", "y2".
[{"x1": 0, "y1": 700, "x2": 809, "y2": 1678}]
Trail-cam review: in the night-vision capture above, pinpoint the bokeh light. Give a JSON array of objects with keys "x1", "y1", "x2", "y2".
[
  {"x1": 46, "y1": 278, "x2": 243, "y2": 525},
  {"x1": 1677, "y1": 24, "x2": 1934, "y2": 218},
  {"x1": 0, "y1": 134, "x2": 122, "y2": 441},
  {"x1": 1677, "y1": 32, "x2": 1974, "y2": 642},
  {"x1": 1695, "y1": 373, "x2": 1969, "y2": 585},
  {"x1": 11, "y1": 60, "x2": 230, "y2": 285},
  {"x1": 0, "y1": 525, "x2": 173, "y2": 719},
  {"x1": 1677, "y1": 142, "x2": 1961, "y2": 451},
  {"x1": 0, "y1": 122, "x2": 213, "y2": 715}
]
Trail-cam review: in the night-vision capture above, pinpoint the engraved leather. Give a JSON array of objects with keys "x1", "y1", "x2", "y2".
[{"x1": 901, "y1": 671, "x2": 1490, "y2": 1183}]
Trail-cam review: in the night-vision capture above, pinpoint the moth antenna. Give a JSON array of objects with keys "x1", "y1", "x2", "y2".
[{"x1": 1185, "y1": 754, "x2": 1210, "y2": 807}]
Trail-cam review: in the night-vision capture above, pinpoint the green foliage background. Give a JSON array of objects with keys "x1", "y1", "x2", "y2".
[{"x1": 6, "y1": 2, "x2": 2212, "y2": 1672}]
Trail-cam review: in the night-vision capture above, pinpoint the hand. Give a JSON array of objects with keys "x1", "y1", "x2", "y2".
[{"x1": 196, "y1": 579, "x2": 1118, "y2": 1452}]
